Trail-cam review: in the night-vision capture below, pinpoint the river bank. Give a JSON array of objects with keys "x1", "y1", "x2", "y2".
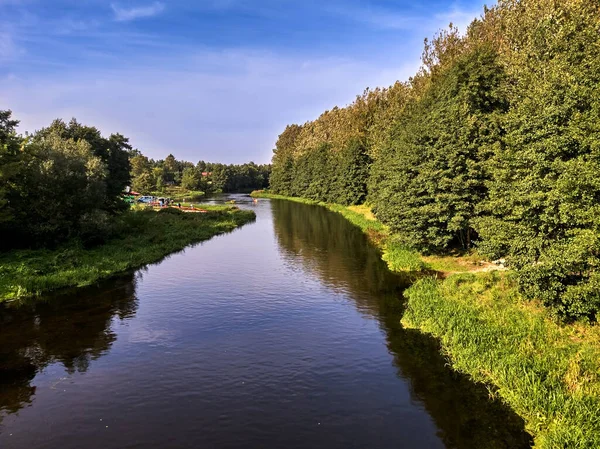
[
  {"x1": 0, "y1": 206, "x2": 255, "y2": 302},
  {"x1": 251, "y1": 190, "x2": 600, "y2": 448}
]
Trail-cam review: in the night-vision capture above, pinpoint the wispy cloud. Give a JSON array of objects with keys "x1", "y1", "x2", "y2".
[
  {"x1": 0, "y1": 29, "x2": 25, "y2": 63},
  {"x1": 434, "y1": 4, "x2": 482, "y2": 34},
  {"x1": 328, "y1": 1, "x2": 481, "y2": 34},
  {"x1": 327, "y1": 3, "x2": 418, "y2": 30},
  {"x1": 111, "y1": 2, "x2": 165, "y2": 22},
  {"x1": 0, "y1": 32, "x2": 14, "y2": 60}
]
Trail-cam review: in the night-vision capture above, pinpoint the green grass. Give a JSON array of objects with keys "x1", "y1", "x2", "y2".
[
  {"x1": 0, "y1": 206, "x2": 255, "y2": 301},
  {"x1": 326, "y1": 203, "x2": 387, "y2": 234},
  {"x1": 422, "y1": 252, "x2": 487, "y2": 273},
  {"x1": 403, "y1": 274, "x2": 600, "y2": 448},
  {"x1": 382, "y1": 237, "x2": 427, "y2": 272}
]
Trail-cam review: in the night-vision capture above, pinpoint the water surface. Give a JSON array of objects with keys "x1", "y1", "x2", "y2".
[{"x1": 0, "y1": 195, "x2": 532, "y2": 448}]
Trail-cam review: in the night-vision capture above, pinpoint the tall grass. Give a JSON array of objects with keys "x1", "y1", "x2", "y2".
[
  {"x1": 382, "y1": 237, "x2": 427, "y2": 272},
  {"x1": 0, "y1": 207, "x2": 255, "y2": 300},
  {"x1": 403, "y1": 274, "x2": 600, "y2": 448}
]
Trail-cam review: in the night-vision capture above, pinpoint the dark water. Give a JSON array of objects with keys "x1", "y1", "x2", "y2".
[{"x1": 0, "y1": 195, "x2": 532, "y2": 449}]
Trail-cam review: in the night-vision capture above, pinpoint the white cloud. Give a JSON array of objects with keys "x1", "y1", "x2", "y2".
[
  {"x1": 434, "y1": 4, "x2": 482, "y2": 34},
  {"x1": 0, "y1": 31, "x2": 15, "y2": 59},
  {"x1": 327, "y1": 4, "x2": 419, "y2": 30},
  {"x1": 0, "y1": 30, "x2": 24, "y2": 62},
  {"x1": 328, "y1": 1, "x2": 482, "y2": 34},
  {"x1": 111, "y1": 1, "x2": 165, "y2": 22}
]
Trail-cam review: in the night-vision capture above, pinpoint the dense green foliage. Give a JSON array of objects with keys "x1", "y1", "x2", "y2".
[
  {"x1": 370, "y1": 44, "x2": 507, "y2": 252},
  {"x1": 269, "y1": 0, "x2": 600, "y2": 320},
  {"x1": 475, "y1": 1, "x2": 600, "y2": 319},
  {"x1": 0, "y1": 206, "x2": 255, "y2": 300},
  {"x1": 0, "y1": 114, "x2": 132, "y2": 248},
  {"x1": 130, "y1": 152, "x2": 270, "y2": 195},
  {"x1": 0, "y1": 110, "x2": 21, "y2": 226}
]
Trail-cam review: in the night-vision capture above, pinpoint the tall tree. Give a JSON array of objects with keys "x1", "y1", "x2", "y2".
[
  {"x1": 0, "y1": 110, "x2": 22, "y2": 226},
  {"x1": 371, "y1": 44, "x2": 507, "y2": 252},
  {"x1": 181, "y1": 166, "x2": 200, "y2": 191},
  {"x1": 12, "y1": 131, "x2": 107, "y2": 245},
  {"x1": 476, "y1": 0, "x2": 600, "y2": 318}
]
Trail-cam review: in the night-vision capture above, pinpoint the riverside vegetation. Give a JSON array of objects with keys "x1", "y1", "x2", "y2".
[
  {"x1": 0, "y1": 112, "x2": 257, "y2": 300},
  {"x1": 260, "y1": 0, "x2": 600, "y2": 445}
]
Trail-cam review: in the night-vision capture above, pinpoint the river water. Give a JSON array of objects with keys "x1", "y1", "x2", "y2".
[{"x1": 0, "y1": 194, "x2": 532, "y2": 449}]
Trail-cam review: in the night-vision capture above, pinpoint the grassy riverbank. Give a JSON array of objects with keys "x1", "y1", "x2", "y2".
[
  {"x1": 251, "y1": 190, "x2": 600, "y2": 448},
  {"x1": 0, "y1": 206, "x2": 255, "y2": 301},
  {"x1": 404, "y1": 275, "x2": 600, "y2": 448}
]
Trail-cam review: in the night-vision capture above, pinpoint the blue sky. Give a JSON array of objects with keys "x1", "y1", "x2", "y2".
[{"x1": 0, "y1": 0, "x2": 491, "y2": 163}]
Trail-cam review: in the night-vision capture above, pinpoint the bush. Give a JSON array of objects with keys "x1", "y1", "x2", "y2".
[
  {"x1": 78, "y1": 210, "x2": 115, "y2": 246},
  {"x1": 158, "y1": 207, "x2": 185, "y2": 215}
]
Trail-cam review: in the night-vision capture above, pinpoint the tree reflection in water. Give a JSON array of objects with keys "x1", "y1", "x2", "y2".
[
  {"x1": 271, "y1": 199, "x2": 533, "y2": 449},
  {"x1": 0, "y1": 275, "x2": 139, "y2": 423}
]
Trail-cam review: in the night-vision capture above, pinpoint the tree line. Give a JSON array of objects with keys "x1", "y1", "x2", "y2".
[
  {"x1": 269, "y1": 0, "x2": 600, "y2": 320},
  {"x1": 0, "y1": 112, "x2": 270, "y2": 249},
  {"x1": 129, "y1": 152, "x2": 270, "y2": 195}
]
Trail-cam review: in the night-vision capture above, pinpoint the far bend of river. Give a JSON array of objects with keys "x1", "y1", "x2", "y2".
[{"x1": 0, "y1": 194, "x2": 532, "y2": 449}]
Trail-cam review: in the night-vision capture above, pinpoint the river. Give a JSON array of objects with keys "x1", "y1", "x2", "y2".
[{"x1": 0, "y1": 194, "x2": 532, "y2": 448}]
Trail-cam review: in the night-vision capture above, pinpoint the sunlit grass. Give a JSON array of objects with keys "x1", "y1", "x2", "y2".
[
  {"x1": 403, "y1": 273, "x2": 600, "y2": 448},
  {"x1": 422, "y1": 251, "x2": 486, "y2": 273},
  {"x1": 382, "y1": 238, "x2": 427, "y2": 272},
  {"x1": 325, "y1": 204, "x2": 387, "y2": 234}
]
